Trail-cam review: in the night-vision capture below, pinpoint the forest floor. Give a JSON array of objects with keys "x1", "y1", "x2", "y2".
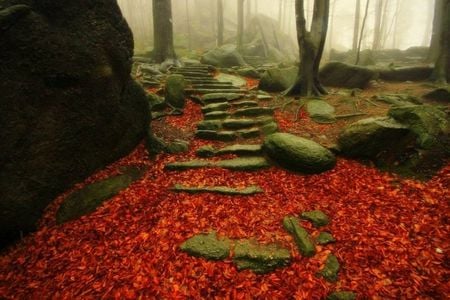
[{"x1": 0, "y1": 77, "x2": 449, "y2": 299}]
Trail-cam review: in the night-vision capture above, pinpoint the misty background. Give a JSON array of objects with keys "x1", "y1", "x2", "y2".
[{"x1": 117, "y1": 0, "x2": 435, "y2": 55}]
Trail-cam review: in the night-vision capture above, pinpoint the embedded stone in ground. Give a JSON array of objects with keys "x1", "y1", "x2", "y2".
[
  {"x1": 216, "y1": 144, "x2": 263, "y2": 156},
  {"x1": 188, "y1": 88, "x2": 244, "y2": 94},
  {"x1": 233, "y1": 239, "x2": 291, "y2": 274},
  {"x1": 326, "y1": 291, "x2": 357, "y2": 300},
  {"x1": 165, "y1": 74, "x2": 186, "y2": 109},
  {"x1": 216, "y1": 157, "x2": 270, "y2": 171},
  {"x1": 232, "y1": 100, "x2": 259, "y2": 109},
  {"x1": 316, "y1": 232, "x2": 336, "y2": 245},
  {"x1": 261, "y1": 122, "x2": 279, "y2": 135},
  {"x1": 196, "y1": 145, "x2": 217, "y2": 157},
  {"x1": 204, "y1": 111, "x2": 229, "y2": 120},
  {"x1": 197, "y1": 120, "x2": 223, "y2": 131},
  {"x1": 56, "y1": 166, "x2": 146, "y2": 224},
  {"x1": 301, "y1": 210, "x2": 330, "y2": 227},
  {"x1": 263, "y1": 133, "x2": 336, "y2": 174},
  {"x1": 222, "y1": 119, "x2": 258, "y2": 130},
  {"x1": 306, "y1": 100, "x2": 336, "y2": 124},
  {"x1": 165, "y1": 160, "x2": 211, "y2": 171},
  {"x1": 202, "y1": 102, "x2": 231, "y2": 114},
  {"x1": 238, "y1": 128, "x2": 260, "y2": 139},
  {"x1": 283, "y1": 216, "x2": 316, "y2": 257},
  {"x1": 318, "y1": 254, "x2": 340, "y2": 282},
  {"x1": 180, "y1": 232, "x2": 231, "y2": 260},
  {"x1": 202, "y1": 93, "x2": 245, "y2": 103},
  {"x1": 234, "y1": 107, "x2": 274, "y2": 117},
  {"x1": 165, "y1": 139, "x2": 189, "y2": 154},
  {"x1": 196, "y1": 130, "x2": 237, "y2": 142},
  {"x1": 171, "y1": 184, "x2": 264, "y2": 195}
]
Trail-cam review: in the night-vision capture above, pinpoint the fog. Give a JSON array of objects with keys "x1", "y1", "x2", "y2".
[{"x1": 117, "y1": 0, "x2": 435, "y2": 54}]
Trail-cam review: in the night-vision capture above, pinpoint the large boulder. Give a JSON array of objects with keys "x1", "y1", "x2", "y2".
[
  {"x1": 379, "y1": 66, "x2": 433, "y2": 82},
  {"x1": 0, "y1": 0, "x2": 149, "y2": 247},
  {"x1": 200, "y1": 44, "x2": 246, "y2": 68},
  {"x1": 263, "y1": 133, "x2": 336, "y2": 173},
  {"x1": 165, "y1": 74, "x2": 186, "y2": 109},
  {"x1": 319, "y1": 62, "x2": 376, "y2": 89},
  {"x1": 258, "y1": 66, "x2": 298, "y2": 92}
]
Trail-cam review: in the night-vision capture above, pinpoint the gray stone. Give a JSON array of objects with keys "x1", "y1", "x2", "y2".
[
  {"x1": 196, "y1": 130, "x2": 237, "y2": 142},
  {"x1": 216, "y1": 144, "x2": 263, "y2": 156},
  {"x1": 180, "y1": 232, "x2": 231, "y2": 260},
  {"x1": 263, "y1": 133, "x2": 336, "y2": 174},
  {"x1": 318, "y1": 254, "x2": 340, "y2": 282},
  {"x1": 216, "y1": 157, "x2": 270, "y2": 171},
  {"x1": 232, "y1": 100, "x2": 259, "y2": 108},
  {"x1": 283, "y1": 216, "x2": 316, "y2": 257},
  {"x1": 233, "y1": 239, "x2": 291, "y2": 274},
  {"x1": 258, "y1": 67, "x2": 298, "y2": 92},
  {"x1": 165, "y1": 139, "x2": 189, "y2": 154},
  {"x1": 201, "y1": 44, "x2": 246, "y2": 68},
  {"x1": 202, "y1": 102, "x2": 231, "y2": 114},
  {"x1": 165, "y1": 160, "x2": 211, "y2": 170},
  {"x1": 238, "y1": 128, "x2": 261, "y2": 139},
  {"x1": 319, "y1": 62, "x2": 376, "y2": 89},
  {"x1": 197, "y1": 120, "x2": 223, "y2": 131},
  {"x1": 236, "y1": 66, "x2": 261, "y2": 78},
  {"x1": 202, "y1": 93, "x2": 245, "y2": 103},
  {"x1": 261, "y1": 122, "x2": 279, "y2": 135},
  {"x1": 172, "y1": 184, "x2": 264, "y2": 195},
  {"x1": 234, "y1": 107, "x2": 274, "y2": 117},
  {"x1": 196, "y1": 145, "x2": 216, "y2": 157},
  {"x1": 165, "y1": 74, "x2": 186, "y2": 109},
  {"x1": 301, "y1": 210, "x2": 330, "y2": 227},
  {"x1": 306, "y1": 100, "x2": 336, "y2": 124},
  {"x1": 222, "y1": 119, "x2": 258, "y2": 130}
]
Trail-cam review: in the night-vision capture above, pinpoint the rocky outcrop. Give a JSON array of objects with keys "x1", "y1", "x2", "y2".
[
  {"x1": 0, "y1": 0, "x2": 149, "y2": 247},
  {"x1": 201, "y1": 44, "x2": 246, "y2": 68},
  {"x1": 319, "y1": 62, "x2": 376, "y2": 89}
]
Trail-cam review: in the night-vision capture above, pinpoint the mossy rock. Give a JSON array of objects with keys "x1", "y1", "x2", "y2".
[
  {"x1": 301, "y1": 210, "x2": 330, "y2": 227},
  {"x1": 319, "y1": 62, "x2": 376, "y2": 89},
  {"x1": 202, "y1": 93, "x2": 244, "y2": 104},
  {"x1": 263, "y1": 133, "x2": 336, "y2": 174},
  {"x1": 56, "y1": 166, "x2": 145, "y2": 224},
  {"x1": 316, "y1": 232, "x2": 336, "y2": 245},
  {"x1": 202, "y1": 102, "x2": 231, "y2": 114},
  {"x1": 196, "y1": 130, "x2": 237, "y2": 142},
  {"x1": 258, "y1": 67, "x2": 298, "y2": 92},
  {"x1": 318, "y1": 254, "x2": 340, "y2": 282},
  {"x1": 165, "y1": 74, "x2": 186, "y2": 109},
  {"x1": 165, "y1": 160, "x2": 211, "y2": 170},
  {"x1": 374, "y1": 94, "x2": 422, "y2": 106},
  {"x1": 165, "y1": 139, "x2": 189, "y2": 154},
  {"x1": 283, "y1": 216, "x2": 316, "y2": 257},
  {"x1": 196, "y1": 145, "x2": 216, "y2": 157},
  {"x1": 216, "y1": 144, "x2": 263, "y2": 156},
  {"x1": 147, "y1": 93, "x2": 166, "y2": 111},
  {"x1": 388, "y1": 105, "x2": 448, "y2": 149},
  {"x1": 197, "y1": 120, "x2": 223, "y2": 131},
  {"x1": 233, "y1": 100, "x2": 259, "y2": 108},
  {"x1": 238, "y1": 128, "x2": 260, "y2": 139},
  {"x1": 204, "y1": 111, "x2": 229, "y2": 120},
  {"x1": 180, "y1": 232, "x2": 231, "y2": 260},
  {"x1": 172, "y1": 184, "x2": 263, "y2": 195},
  {"x1": 306, "y1": 100, "x2": 336, "y2": 124},
  {"x1": 236, "y1": 66, "x2": 261, "y2": 78},
  {"x1": 423, "y1": 88, "x2": 450, "y2": 103},
  {"x1": 327, "y1": 291, "x2": 357, "y2": 300},
  {"x1": 216, "y1": 157, "x2": 270, "y2": 171},
  {"x1": 261, "y1": 122, "x2": 279, "y2": 135},
  {"x1": 233, "y1": 239, "x2": 291, "y2": 274},
  {"x1": 222, "y1": 119, "x2": 257, "y2": 130},
  {"x1": 234, "y1": 107, "x2": 274, "y2": 117}
]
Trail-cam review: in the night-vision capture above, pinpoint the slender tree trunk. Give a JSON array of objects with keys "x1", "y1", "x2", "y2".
[
  {"x1": 278, "y1": 0, "x2": 283, "y2": 29},
  {"x1": 217, "y1": 0, "x2": 224, "y2": 46},
  {"x1": 422, "y1": 0, "x2": 434, "y2": 47},
  {"x1": 379, "y1": 0, "x2": 389, "y2": 49},
  {"x1": 246, "y1": 0, "x2": 251, "y2": 24},
  {"x1": 185, "y1": 0, "x2": 192, "y2": 50},
  {"x1": 356, "y1": 0, "x2": 370, "y2": 65},
  {"x1": 237, "y1": 0, "x2": 245, "y2": 52},
  {"x1": 392, "y1": 0, "x2": 401, "y2": 48},
  {"x1": 432, "y1": 0, "x2": 449, "y2": 83},
  {"x1": 428, "y1": 0, "x2": 443, "y2": 62},
  {"x1": 352, "y1": 0, "x2": 361, "y2": 51},
  {"x1": 286, "y1": 0, "x2": 330, "y2": 96},
  {"x1": 326, "y1": 0, "x2": 337, "y2": 58},
  {"x1": 151, "y1": 0, "x2": 176, "y2": 63},
  {"x1": 372, "y1": 0, "x2": 383, "y2": 50}
]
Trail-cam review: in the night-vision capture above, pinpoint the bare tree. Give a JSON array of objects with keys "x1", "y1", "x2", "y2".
[
  {"x1": 151, "y1": 0, "x2": 176, "y2": 63},
  {"x1": 237, "y1": 0, "x2": 245, "y2": 52},
  {"x1": 352, "y1": 0, "x2": 361, "y2": 51},
  {"x1": 428, "y1": 0, "x2": 443, "y2": 62},
  {"x1": 185, "y1": 0, "x2": 192, "y2": 51},
  {"x1": 421, "y1": 0, "x2": 434, "y2": 47},
  {"x1": 432, "y1": 0, "x2": 449, "y2": 83},
  {"x1": 278, "y1": 0, "x2": 283, "y2": 29},
  {"x1": 355, "y1": 0, "x2": 370, "y2": 65},
  {"x1": 372, "y1": 0, "x2": 383, "y2": 50},
  {"x1": 285, "y1": 0, "x2": 330, "y2": 96},
  {"x1": 217, "y1": 0, "x2": 224, "y2": 46}
]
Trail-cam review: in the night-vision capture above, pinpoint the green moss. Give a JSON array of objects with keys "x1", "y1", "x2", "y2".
[
  {"x1": 202, "y1": 102, "x2": 231, "y2": 114},
  {"x1": 180, "y1": 232, "x2": 231, "y2": 260},
  {"x1": 234, "y1": 107, "x2": 274, "y2": 117},
  {"x1": 197, "y1": 120, "x2": 223, "y2": 131},
  {"x1": 222, "y1": 119, "x2": 257, "y2": 130},
  {"x1": 238, "y1": 128, "x2": 260, "y2": 139},
  {"x1": 216, "y1": 144, "x2": 263, "y2": 156},
  {"x1": 165, "y1": 160, "x2": 211, "y2": 170},
  {"x1": 171, "y1": 184, "x2": 263, "y2": 195},
  {"x1": 216, "y1": 157, "x2": 270, "y2": 171},
  {"x1": 282, "y1": 216, "x2": 316, "y2": 257},
  {"x1": 316, "y1": 232, "x2": 336, "y2": 245},
  {"x1": 301, "y1": 210, "x2": 330, "y2": 227},
  {"x1": 318, "y1": 254, "x2": 340, "y2": 282},
  {"x1": 326, "y1": 291, "x2": 357, "y2": 300},
  {"x1": 196, "y1": 145, "x2": 216, "y2": 157},
  {"x1": 204, "y1": 111, "x2": 229, "y2": 120},
  {"x1": 196, "y1": 130, "x2": 237, "y2": 142}
]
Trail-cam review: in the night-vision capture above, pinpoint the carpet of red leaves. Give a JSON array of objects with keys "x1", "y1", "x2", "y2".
[{"x1": 1, "y1": 104, "x2": 449, "y2": 299}]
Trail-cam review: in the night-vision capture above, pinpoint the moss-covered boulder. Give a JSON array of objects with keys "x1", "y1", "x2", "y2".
[
  {"x1": 263, "y1": 133, "x2": 336, "y2": 174},
  {"x1": 180, "y1": 232, "x2": 231, "y2": 260},
  {"x1": 316, "y1": 232, "x2": 336, "y2": 245},
  {"x1": 318, "y1": 254, "x2": 340, "y2": 282},
  {"x1": 423, "y1": 87, "x2": 450, "y2": 103},
  {"x1": 388, "y1": 105, "x2": 448, "y2": 149},
  {"x1": 261, "y1": 122, "x2": 279, "y2": 135},
  {"x1": 327, "y1": 291, "x2": 357, "y2": 300},
  {"x1": 56, "y1": 166, "x2": 145, "y2": 224},
  {"x1": 200, "y1": 44, "x2": 246, "y2": 68},
  {"x1": 283, "y1": 216, "x2": 316, "y2": 257},
  {"x1": 165, "y1": 74, "x2": 186, "y2": 109},
  {"x1": 165, "y1": 139, "x2": 189, "y2": 154},
  {"x1": 379, "y1": 66, "x2": 433, "y2": 82},
  {"x1": 258, "y1": 67, "x2": 298, "y2": 92},
  {"x1": 301, "y1": 210, "x2": 330, "y2": 227},
  {"x1": 306, "y1": 100, "x2": 336, "y2": 124},
  {"x1": 233, "y1": 239, "x2": 291, "y2": 274},
  {"x1": 319, "y1": 62, "x2": 376, "y2": 89},
  {"x1": 236, "y1": 66, "x2": 261, "y2": 78},
  {"x1": 338, "y1": 117, "x2": 411, "y2": 158}
]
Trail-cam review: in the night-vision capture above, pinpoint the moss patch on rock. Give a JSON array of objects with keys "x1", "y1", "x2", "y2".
[
  {"x1": 326, "y1": 291, "x2": 357, "y2": 300},
  {"x1": 171, "y1": 184, "x2": 264, "y2": 195},
  {"x1": 180, "y1": 232, "x2": 231, "y2": 260},
  {"x1": 318, "y1": 254, "x2": 340, "y2": 282},
  {"x1": 216, "y1": 157, "x2": 270, "y2": 171},
  {"x1": 283, "y1": 216, "x2": 316, "y2": 257},
  {"x1": 316, "y1": 232, "x2": 336, "y2": 245},
  {"x1": 301, "y1": 210, "x2": 330, "y2": 227}
]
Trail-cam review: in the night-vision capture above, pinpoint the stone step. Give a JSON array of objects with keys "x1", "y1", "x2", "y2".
[
  {"x1": 222, "y1": 118, "x2": 260, "y2": 130},
  {"x1": 193, "y1": 84, "x2": 237, "y2": 90},
  {"x1": 171, "y1": 184, "x2": 264, "y2": 195},
  {"x1": 186, "y1": 89, "x2": 246, "y2": 95},
  {"x1": 233, "y1": 107, "x2": 274, "y2": 117},
  {"x1": 204, "y1": 111, "x2": 230, "y2": 120},
  {"x1": 165, "y1": 156, "x2": 270, "y2": 171},
  {"x1": 237, "y1": 128, "x2": 260, "y2": 139},
  {"x1": 197, "y1": 117, "x2": 275, "y2": 132},
  {"x1": 201, "y1": 102, "x2": 231, "y2": 114},
  {"x1": 232, "y1": 100, "x2": 259, "y2": 108},
  {"x1": 173, "y1": 71, "x2": 212, "y2": 77},
  {"x1": 185, "y1": 79, "x2": 221, "y2": 84},
  {"x1": 184, "y1": 76, "x2": 215, "y2": 81},
  {"x1": 202, "y1": 93, "x2": 245, "y2": 104},
  {"x1": 196, "y1": 144, "x2": 263, "y2": 157},
  {"x1": 196, "y1": 130, "x2": 237, "y2": 141}
]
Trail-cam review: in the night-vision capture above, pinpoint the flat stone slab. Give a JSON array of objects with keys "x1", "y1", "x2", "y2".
[
  {"x1": 233, "y1": 239, "x2": 291, "y2": 274},
  {"x1": 283, "y1": 216, "x2": 316, "y2": 257},
  {"x1": 261, "y1": 122, "x2": 279, "y2": 135},
  {"x1": 318, "y1": 254, "x2": 340, "y2": 282},
  {"x1": 202, "y1": 102, "x2": 231, "y2": 114},
  {"x1": 215, "y1": 73, "x2": 247, "y2": 87},
  {"x1": 202, "y1": 93, "x2": 245, "y2": 104},
  {"x1": 217, "y1": 144, "x2": 263, "y2": 156},
  {"x1": 238, "y1": 128, "x2": 260, "y2": 139},
  {"x1": 174, "y1": 71, "x2": 212, "y2": 77},
  {"x1": 326, "y1": 291, "x2": 357, "y2": 300},
  {"x1": 193, "y1": 84, "x2": 237, "y2": 90},
  {"x1": 301, "y1": 210, "x2": 330, "y2": 227},
  {"x1": 165, "y1": 160, "x2": 211, "y2": 171},
  {"x1": 171, "y1": 184, "x2": 264, "y2": 195},
  {"x1": 257, "y1": 95, "x2": 273, "y2": 100},
  {"x1": 180, "y1": 232, "x2": 231, "y2": 260},
  {"x1": 204, "y1": 111, "x2": 229, "y2": 120},
  {"x1": 196, "y1": 130, "x2": 237, "y2": 141},
  {"x1": 306, "y1": 100, "x2": 336, "y2": 124},
  {"x1": 196, "y1": 145, "x2": 217, "y2": 157},
  {"x1": 232, "y1": 100, "x2": 259, "y2": 108},
  {"x1": 187, "y1": 89, "x2": 245, "y2": 95},
  {"x1": 197, "y1": 120, "x2": 223, "y2": 131},
  {"x1": 222, "y1": 119, "x2": 258, "y2": 130},
  {"x1": 316, "y1": 232, "x2": 336, "y2": 245},
  {"x1": 234, "y1": 107, "x2": 274, "y2": 117},
  {"x1": 216, "y1": 156, "x2": 270, "y2": 171}
]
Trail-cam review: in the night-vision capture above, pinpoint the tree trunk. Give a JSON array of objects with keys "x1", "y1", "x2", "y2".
[
  {"x1": 421, "y1": 0, "x2": 434, "y2": 47},
  {"x1": 217, "y1": 0, "x2": 224, "y2": 46},
  {"x1": 237, "y1": 0, "x2": 245, "y2": 52},
  {"x1": 356, "y1": 0, "x2": 370, "y2": 65},
  {"x1": 428, "y1": 0, "x2": 443, "y2": 62},
  {"x1": 352, "y1": 0, "x2": 361, "y2": 51},
  {"x1": 432, "y1": 0, "x2": 450, "y2": 83},
  {"x1": 151, "y1": 0, "x2": 176, "y2": 63},
  {"x1": 285, "y1": 0, "x2": 330, "y2": 97},
  {"x1": 185, "y1": 0, "x2": 192, "y2": 51},
  {"x1": 392, "y1": 0, "x2": 401, "y2": 49},
  {"x1": 372, "y1": 0, "x2": 383, "y2": 50},
  {"x1": 278, "y1": 0, "x2": 283, "y2": 29}
]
